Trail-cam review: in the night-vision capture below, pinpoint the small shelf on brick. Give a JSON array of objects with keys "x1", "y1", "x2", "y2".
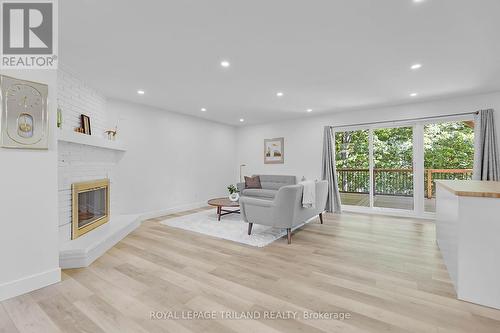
[{"x1": 57, "y1": 130, "x2": 127, "y2": 151}]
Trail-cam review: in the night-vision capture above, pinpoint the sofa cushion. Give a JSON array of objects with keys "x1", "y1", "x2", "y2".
[
  {"x1": 241, "y1": 188, "x2": 277, "y2": 199},
  {"x1": 244, "y1": 176, "x2": 262, "y2": 189},
  {"x1": 257, "y1": 175, "x2": 296, "y2": 190}
]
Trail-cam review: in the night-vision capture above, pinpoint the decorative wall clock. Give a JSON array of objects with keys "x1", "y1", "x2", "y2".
[{"x1": 1, "y1": 75, "x2": 49, "y2": 149}]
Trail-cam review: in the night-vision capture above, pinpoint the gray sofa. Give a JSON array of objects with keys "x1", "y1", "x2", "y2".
[
  {"x1": 237, "y1": 175, "x2": 296, "y2": 200},
  {"x1": 240, "y1": 180, "x2": 328, "y2": 244}
]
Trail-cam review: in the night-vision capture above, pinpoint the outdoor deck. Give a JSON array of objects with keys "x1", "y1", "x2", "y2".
[
  {"x1": 336, "y1": 168, "x2": 471, "y2": 212},
  {"x1": 340, "y1": 193, "x2": 436, "y2": 212}
]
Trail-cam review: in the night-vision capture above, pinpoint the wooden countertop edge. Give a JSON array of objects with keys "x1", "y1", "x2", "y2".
[{"x1": 436, "y1": 180, "x2": 500, "y2": 198}]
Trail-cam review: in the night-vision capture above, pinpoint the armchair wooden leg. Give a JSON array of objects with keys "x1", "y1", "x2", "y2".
[
  {"x1": 248, "y1": 223, "x2": 253, "y2": 235},
  {"x1": 286, "y1": 228, "x2": 292, "y2": 244},
  {"x1": 319, "y1": 212, "x2": 323, "y2": 224}
]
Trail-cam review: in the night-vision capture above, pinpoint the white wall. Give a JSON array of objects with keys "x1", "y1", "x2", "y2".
[
  {"x1": 236, "y1": 92, "x2": 500, "y2": 181},
  {"x1": 107, "y1": 99, "x2": 238, "y2": 216},
  {"x1": 0, "y1": 70, "x2": 60, "y2": 301}
]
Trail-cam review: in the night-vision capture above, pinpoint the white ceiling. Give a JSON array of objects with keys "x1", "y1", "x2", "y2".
[{"x1": 60, "y1": 0, "x2": 500, "y2": 126}]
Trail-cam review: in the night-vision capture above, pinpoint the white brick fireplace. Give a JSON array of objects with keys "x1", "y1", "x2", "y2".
[
  {"x1": 57, "y1": 67, "x2": 116, "y2": 242},
  {"x1": 57, "y1": 67, "x2": 139, "y2": 269}
]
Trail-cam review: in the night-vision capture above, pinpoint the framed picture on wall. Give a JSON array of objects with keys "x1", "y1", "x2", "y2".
[
  {"x1": 264, "y1": 137, "x2": 284, "y2": 164},
  {"x1": 81, "y1": 114, "x2": 91, "y2": 135}
]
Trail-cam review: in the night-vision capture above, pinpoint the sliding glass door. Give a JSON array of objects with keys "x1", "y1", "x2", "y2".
[
  {"x1": 334, "y1": 115, "x2": 474, "y2": 216},
  {"x1": 423, "y1": 120, "x2": 474, "y2": 212},
  {"x1": 335, "y1": 129, "x2": 370, "y2": 207},
  {"x1": 373, "y1": 126, "x2": 414, "y2": 210},
  {"x1": 335, "y1": 126, "x2": 415, "y2": 213}
]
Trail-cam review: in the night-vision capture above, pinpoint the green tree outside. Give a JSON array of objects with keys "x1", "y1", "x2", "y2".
[
  {"x1": 334, "y1": 122, "x2": 474, "y2": 195},
  {"x1": 335, "y1": 122, "x2": 474, "y2": 170}
]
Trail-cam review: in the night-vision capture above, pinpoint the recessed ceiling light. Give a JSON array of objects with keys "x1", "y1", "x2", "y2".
[
  {"x1": 413, "y1": 0, "x2": 425, "y2": 3},
  {"x1": 137, "y1": 90, "x2": 145, "y2": 95},
  {"x1": 307, "y1": 109, "x2": 313, "y2": 113},
  {"x1": 276, "y1": 92, "x2": 284, "y2": 97},
  {"x1": 239, "y1": 118, "x2": 245, "y2": 122},
  {"x1": 201, "y1": 108, "x2": 207, "y2": 112},
  {"x1": 411, "y1": 63, "x2": 422, "y2": 70},
  {"x1": 220, "y1": 60, "x2": 230, "y2": 68},
  {"x1": 410, "y1": 92, "x2": 418, "y2": 97}
]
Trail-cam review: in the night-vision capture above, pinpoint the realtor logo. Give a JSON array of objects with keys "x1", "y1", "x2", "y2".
[{"x1": 1, "y1": 0, "x2": 58, "y2": 69}]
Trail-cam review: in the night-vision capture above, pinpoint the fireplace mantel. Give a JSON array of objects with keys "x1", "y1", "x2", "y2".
[{"x1": 57, "y1": 130, "x2": 127, "y2": 151}]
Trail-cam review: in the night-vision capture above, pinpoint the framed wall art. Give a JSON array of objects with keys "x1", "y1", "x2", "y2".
[
  {"x1": 0, "y1": 75, "x2": 49, "y2": 149},
  {"x1": 81, "y1": 114, "x2": 91, "y2": 135},
  {"x1": 264, "y1": 137, "x2": 284, "y2": 164}
]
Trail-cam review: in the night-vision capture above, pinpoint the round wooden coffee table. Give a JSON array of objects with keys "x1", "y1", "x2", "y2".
[{"x1": 207, "y1": 197, "x2": 240, "y2": 221}]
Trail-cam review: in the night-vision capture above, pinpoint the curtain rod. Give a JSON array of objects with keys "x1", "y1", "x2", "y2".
[{"x1": 330, "y1": 111, "x2": 478, "y2": 129}]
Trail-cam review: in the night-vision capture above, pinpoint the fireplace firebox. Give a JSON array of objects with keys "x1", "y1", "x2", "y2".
[{"x1": 72, "y1": 179, "x2": 110, "y2": 239}]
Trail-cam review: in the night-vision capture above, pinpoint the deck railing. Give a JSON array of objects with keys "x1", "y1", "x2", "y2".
[
  {"x1": 425, "y1": 169, "x2": 473, "y2": 198},
  {"x1": 337, "y1": 168, "x2": 473, "y2": 198}
]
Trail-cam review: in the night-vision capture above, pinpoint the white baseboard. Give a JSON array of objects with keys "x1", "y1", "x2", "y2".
[
  {"x1": 0, "y1": 268, "x2": 61, "y2": 302},
  {"x1": 341, "y1": 206, "x2": 435, "y2": 220},
  {"x1": 137, "y1": 201, "x2": 208, "y2": 220}
]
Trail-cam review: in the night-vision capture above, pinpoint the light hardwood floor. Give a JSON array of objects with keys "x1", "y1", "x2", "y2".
[{"x1": 2, "y1": 208, "x2": 500, "y2": 332}]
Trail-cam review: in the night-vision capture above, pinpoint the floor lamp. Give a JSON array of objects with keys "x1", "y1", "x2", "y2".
[{"x1": 239, "y1": 164, "x2": 246, "y2": 182}]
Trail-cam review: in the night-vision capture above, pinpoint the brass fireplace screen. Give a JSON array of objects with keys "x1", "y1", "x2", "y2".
[{"x1": 72, "y1": 179, "x2": 110, "y2": 239}]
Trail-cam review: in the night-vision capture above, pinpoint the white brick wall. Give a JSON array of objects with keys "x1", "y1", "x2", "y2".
[
  {"x1": 57, "y1": 67, "x2": 107, "y2": 138},
  {"x1": 57, "y1": 67, "x2": 120, "y2": 242}
]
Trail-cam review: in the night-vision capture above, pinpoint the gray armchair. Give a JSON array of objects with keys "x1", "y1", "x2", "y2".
[{"x1": 240, "y1": 180, "x2": 328, "y2": 244}]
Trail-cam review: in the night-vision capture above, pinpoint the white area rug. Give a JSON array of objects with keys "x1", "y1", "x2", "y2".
[{"x1": 160, "y1": 209, "x2": 289, "y2": 247}]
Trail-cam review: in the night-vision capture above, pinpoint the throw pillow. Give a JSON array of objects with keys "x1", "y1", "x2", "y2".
[{"x1": 245, "y1": 176, "x2": 262, "y2": 189}]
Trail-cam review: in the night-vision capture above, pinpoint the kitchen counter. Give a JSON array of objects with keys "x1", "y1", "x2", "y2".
[
  {"x1": 435, "y1": 180, "x2": 500, "y2": 309},
  {"x1": 436, "y1": 180, "x2": 500, "y2": 198}
]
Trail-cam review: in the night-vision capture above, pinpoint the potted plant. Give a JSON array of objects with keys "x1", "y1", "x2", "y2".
[{"x1": 227, "y1": 184, "x2": 239, "y2": 202}]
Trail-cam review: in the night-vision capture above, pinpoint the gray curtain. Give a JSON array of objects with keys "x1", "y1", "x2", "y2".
[
  {"x1": 473, "y1": 109, "x2": 500, "y2": 181},
  {"x1": 321, "y1": 126, "x2": 342, "y2": 213}
]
